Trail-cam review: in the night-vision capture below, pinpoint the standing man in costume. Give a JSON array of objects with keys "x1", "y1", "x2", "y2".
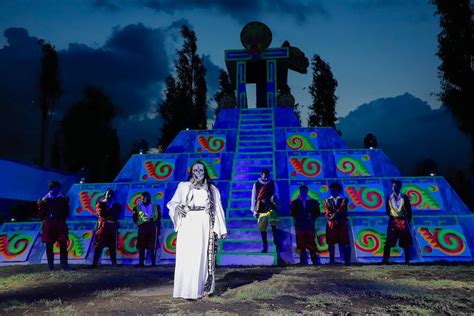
[
  {"x1": 90, "y1": 189, "x2": 122, "y2": 268},
  {"x1": 324, "y1": 182, "x2": 351, "y2": 265},
  {"x1": 167, "y1": 161, "x2": 227, "y2": 299},
  {"x1": 250, "y1": 169, "x2": 279, "y2": 254},
  {"x1": 37, "y1": 180, "x2": 72, "y2": 271},
  {"x1": 290, "y1": 185, "x2": 320, "y2": 265},
  {"x1": 382, "y1": 179, "x2": 413, "y2": 264},
  {"x1": 133, "y1": 191, "x2": 161, "y2": 267}
]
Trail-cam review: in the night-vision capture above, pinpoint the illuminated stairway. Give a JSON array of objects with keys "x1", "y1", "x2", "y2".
[{"x1": 221, "y1": 108, "x2": 277, "y2": 265}]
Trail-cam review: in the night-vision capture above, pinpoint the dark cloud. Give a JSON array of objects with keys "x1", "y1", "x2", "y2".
[
  {"x1": 95, "y1": 0, "x2": 326, "y2": 22},
  {"x1": 0, "y1": 21, "x2": 223, "y2": 164},
  {"x1": 60, "y1": 23, "x2": 169, "y2": 117},
  {"x1": 337, "y1": 93, "x2": 470, "y2": 175},
  {"x1": 92, "y1": 0, "x2": 120, "y2": 11}
]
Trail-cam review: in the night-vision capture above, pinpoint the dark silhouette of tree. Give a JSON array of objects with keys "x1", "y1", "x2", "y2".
[
  {"x1": 37, "y1": 39, "x2": 61, "y2": 167},
  {"x1": 413, "y1": 158, "x2": 439, "y2": 177},
  {"x1": 61, "y1": 86, "x2": 120, "y2": 182},
  {"x1": 158, "y1": 25, "x2": 208, "y2": 148},
  {"x1": 214, "y1": 69, "x2": 236, "y2": 116},
  {"x1": 364, "y1": 133, "x2": 378, "y2": 149},
  {"x1": 159, "y1": 76, "x2": 181, "y2": 149},
  {"x1": 432, "y1": 0, "x2": 473, "y2": 170},
  {"x1": 308, "y1": 54, "x2": 338, "y2": 129},
  {"x1": 128, "y1": 138, "x2": 149, "y2": 157}
]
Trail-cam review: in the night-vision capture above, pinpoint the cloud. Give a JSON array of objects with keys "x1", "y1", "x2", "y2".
[
  {"x1": 94, "y1": 0, "x2": 327, "y2": 22},
  {"x1": 92, "y1": 0, "x2": 120, "y2": 11},
  {"x1": 0, "y1": 21, "x2": 224, "y2": 164}
]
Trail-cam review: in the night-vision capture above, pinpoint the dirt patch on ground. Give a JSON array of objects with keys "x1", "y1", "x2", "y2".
[{"x1": 0, "y1": 263, "x2": 472, "y2": 314}]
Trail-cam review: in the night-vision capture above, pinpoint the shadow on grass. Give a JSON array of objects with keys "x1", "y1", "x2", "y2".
[
  {"x1": 214, "y1": 267, "x2": 283, "y2": 296},
  {"x1": 0, "y1": 265, "x2": 175, "y2": 305}
]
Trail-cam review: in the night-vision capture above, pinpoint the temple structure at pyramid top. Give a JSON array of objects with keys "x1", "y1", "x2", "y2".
[{"x1": 1, "y1": 23, "x2": 472, "y2": 266}]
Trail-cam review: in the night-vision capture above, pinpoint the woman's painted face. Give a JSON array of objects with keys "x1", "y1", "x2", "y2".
[{"x1": 192, "y1": 164, "x2": 205, "y2": 182}]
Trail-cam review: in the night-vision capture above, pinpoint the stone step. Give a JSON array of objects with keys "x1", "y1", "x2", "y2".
[
  {"x1": 240, "y1": 118, "x2": 272, "y2": 124},
  {"x1": 236, "y1": 152, "x2": 273, "y2": 159},
  {"x1": 239, "y1": 135, "x2": 273, "y2": 142},
  {"x1": 234, "y1": 173, "x2": 262, "y2": 181},
  {"x1": 230, "y1": 199, "x2": 253, "y2": 209},
  {"x1": 222, "y1": 241, "x2": 274, "y2": 253},
  {"x1": 230, "y1": 190, "x2": 252, "y2": 199},
  {"x1": 238, "y1": 141, "x2": 273, "y2": 148},
  {"x1": 239, "y1": 130, "x2": 273, "y2": 137},
  {"x1": 227, "y1": 229, "x2": 274, "y2": 240},
  {"x1": 241, "y1": 108, "x2": 273, "y2": 114},
  {"x1": 231, "y1": 181, "x2": 255, "y2": 191},
  {"x1": 235, "y1": 159, "x2": 273, "y2": 166},
  {"x1": 219, "y1": 254, "x2": 276, "y2": 266},
  {"x1": 228, "y1": 208, "x2": 253, "y2": 218},
  {"x1": 226, "y1": 218, "x2": 258, "y2": 228},
  {"x1": 238, "y1": 146, "x2": 273, "y2": 153},
  {"x1": 234, "y1": 166, "x2": 273, "y2": 174},
  {"x1": 239, "y1": 124, "x2": 273, "y2": 130}
]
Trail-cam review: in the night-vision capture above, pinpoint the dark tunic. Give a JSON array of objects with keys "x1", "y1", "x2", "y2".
[
  {"x1": 385, "y1": 193, "x2": 413, "y2": 248},
  {"x1": 133, "y1": 204, "x2": 161, "y2": 250},
  {"x1": 254, "y1": 180, "x2": 276, "y2": 213},
  {"x1": 324, "y1": 196, "x2": 350, "y2": 245},
  {"x1": 93, "y1": 201, "x2": 122, "y2": 249},
  {"x1": 290, "y1": 198, "x2": 320, "y2": 252},
  {"x1": 37, "y1": 194, "x2": 69, "y2": 244}
]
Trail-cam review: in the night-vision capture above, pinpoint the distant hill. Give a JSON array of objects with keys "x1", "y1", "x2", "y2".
[{"x1": 337, "y1": 93, "x2": 470, "y2": 175}]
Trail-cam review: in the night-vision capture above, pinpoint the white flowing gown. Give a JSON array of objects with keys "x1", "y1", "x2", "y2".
[{"x1": 167, "y1": 182, "x2": 227, "y2": 299}]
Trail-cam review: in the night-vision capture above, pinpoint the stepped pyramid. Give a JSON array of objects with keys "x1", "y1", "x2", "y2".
[{"x1": 1, "y1": 106, "x2": 473, "y2": 266}]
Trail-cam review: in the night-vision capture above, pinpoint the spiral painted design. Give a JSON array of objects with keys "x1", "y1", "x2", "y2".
[
  {"x1": 126, "y1": 192, "x2": 143, "y2": 213},
  {"x1": 286, "y1": 134, "x2": 315, "y2": 150},
  {"x1": 52, "y1": 233, "x2": 86, "y2": 258},
  {"x1": 438, "y1": 229, "x2": 465, "y2": 255},
  {"x1": 77, "y1": 191, "x2": 104, "y2": 214},
  {"x1": 337, "y1": 157, "x2": 371, "y2": 176},
  {"x1": 345, "y1": 186, "x2": 384, "y2": 211},
  {"x1": 144, "y1": 160, "x2": 174, "y2": 181},
  {"x1": 418, "y1": 227, "x2": 465, "y2": 255},
  {"x1": 403, "y1": 185, "x2": 440, "y2": 209},
  {"x1": 289, "y1": 157, "x2": 322, "y2": 177},
  {"x1": 117, "y1": 231, "x2": 139, "y2": 258},
  {"x1": 197, "y1": 135, "x2": 225, "y2": 153},
  {"x1": 405, "y1": 188, "x2": 423, "y2": 207},
  {"x1": 0, "y1": 234, "x2": 33, "y2": 258},
  {"x1": 163, "y1": 232, "x2": 177, "y2": 254},
  {"x1": 315, "y1": 230, "x2": 328, "y2": 256},
  {"x1": 355, "y1": 229, "x2": 382, "y2": 254}
]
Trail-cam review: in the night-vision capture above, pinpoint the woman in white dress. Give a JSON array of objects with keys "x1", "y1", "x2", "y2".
[{"x1": 167, "y1": 161, "x2": 227, "y2": 299}]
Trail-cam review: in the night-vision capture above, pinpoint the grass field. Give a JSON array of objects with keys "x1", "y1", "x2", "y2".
[{"x1": 0, "y1": 263, "x2": 473, "y2": 315}]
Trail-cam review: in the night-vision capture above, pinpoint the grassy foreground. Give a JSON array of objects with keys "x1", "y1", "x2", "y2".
[{"x1": 0, "y1": 263, "x2": 473, "y2": 315}]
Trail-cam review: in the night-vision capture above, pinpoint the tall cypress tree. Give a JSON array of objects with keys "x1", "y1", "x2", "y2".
[
  {"x1": 308, "y1": 54, "x2": 338, "y2": 128},
  {"x1": 61, "y1": 86, "x2": 120, "y2": 182},
  {"x1": 159, "y1": 76, "x2": 180, "y2": 148},
  {"x1": 158, "y1": 25, "x2": 208, "y2": 148},
  {"x1": 431, "y1": 0, "x2": 473, "y2": 171},
  {"x1": 37, "y1": 39, "x2": 61, "y2": 166},
  {"x1": 214, "y1": 69, "x2": 235, "y2": 116}
]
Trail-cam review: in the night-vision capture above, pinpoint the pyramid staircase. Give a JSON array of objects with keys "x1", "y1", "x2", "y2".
[{"x1": 223, "y1": 108, "x2": 277, "y2": 265}]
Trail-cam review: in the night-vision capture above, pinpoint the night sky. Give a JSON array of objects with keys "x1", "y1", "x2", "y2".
[{"x1": 1, "y1": 0, "x2": 456, "y2": 170}]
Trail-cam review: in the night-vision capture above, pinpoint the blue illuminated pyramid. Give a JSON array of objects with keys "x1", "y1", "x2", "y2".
[{"x1": 1, "y1": 106, "x2": 473, "y2": 265}]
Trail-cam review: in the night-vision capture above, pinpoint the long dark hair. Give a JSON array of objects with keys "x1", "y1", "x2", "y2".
[{"x1": 187, "y1": 160, "x2": 213, "y2": 185}]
